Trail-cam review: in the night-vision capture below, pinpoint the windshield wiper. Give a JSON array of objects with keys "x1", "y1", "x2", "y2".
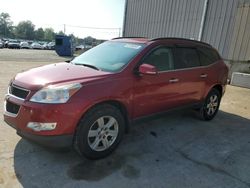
[{"x1": 74, "y1": 63, "x2": 100, "y2": 71}]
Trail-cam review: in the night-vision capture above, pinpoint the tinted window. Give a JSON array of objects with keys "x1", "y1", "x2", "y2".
[
  {"x1": 143, "y1": 47, "x2": 174, "y2": 71},
  {"x1": 174, "y1": 48, "x2": 200, "y2": 69},
  {"x1": 198, "y1": 47, "x2": 220, "y2": 66}
]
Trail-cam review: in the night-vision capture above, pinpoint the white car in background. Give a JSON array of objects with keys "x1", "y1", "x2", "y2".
[
  {"x1": 41, "y1": 42, "x2": 48, "y2": 49},
  {"x1": 31, "y1": 42, "x2": 43, "y2": 50},
  {"x1": 20, "y1": 42, "x2": 30, "y2": 49},
  {"x1": 47, "y1": 42, "x2": 55, "y2": 50},
  {"x1": 7, "y1": 40, "x2": 20, "y2": 49}
]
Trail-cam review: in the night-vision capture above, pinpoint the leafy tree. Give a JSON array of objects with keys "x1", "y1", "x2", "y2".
[
  {"x1": 0, "y1": 12, "x2": 88, "y2": 43},
  {"x1": 15, "y1": 20, "x2": 35, "y2": 40},
  {"x1": 44, "y1": 28, "x2": 55, "y2": 41},
  {"x1": 83, "y1": 36, "x2": 96, "y2": 45},
  {"x1": 57, "y1": 30, "x2": 64, "y2": 35},
  {"x1": 35, "y1": 28, "x2": 44, "y2": 41},
  {"x1": 0, "y1": 12, "x2": 13, "y2": 37}
]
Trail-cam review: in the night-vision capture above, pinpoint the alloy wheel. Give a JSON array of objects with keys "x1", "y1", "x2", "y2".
[
  {"x1": 87, "y1": 116, "x2": 119, "y2": 151},
  {"x1": 206, "y1": 94, "x2": 219, "y2": 116}
]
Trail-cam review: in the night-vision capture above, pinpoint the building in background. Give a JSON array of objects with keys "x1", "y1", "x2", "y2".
[{"x1": 123, "y1": 0, "x2": 250, "y2": 67}]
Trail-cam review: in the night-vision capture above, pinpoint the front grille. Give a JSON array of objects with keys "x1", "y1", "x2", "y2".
[
  {"x1": 6, "y1": 101, "x2": 20, "y2": 114},
  {"x1": 9, "y1": 84, "x2": 29, "y2": 99}
]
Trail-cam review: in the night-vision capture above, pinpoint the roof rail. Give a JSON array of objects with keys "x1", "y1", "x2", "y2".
[
  {"x1": 150, "y1": 37, "x2": 212, "y2": 47},
  {"x1": 112, "y1": 37, "x2": 147, "y2": 40}
]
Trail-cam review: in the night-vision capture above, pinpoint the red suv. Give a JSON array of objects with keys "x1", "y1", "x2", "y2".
[{"x1": 4, "y1": 38, "x2": 228, "y2": 159}]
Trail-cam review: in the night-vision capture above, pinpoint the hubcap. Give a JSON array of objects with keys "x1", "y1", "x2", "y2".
[
  {"x1": 87, "y1": 116, "x2": 119, "y2": 151},
  {"x1": 206, "y1": 94, "x2": 219, "y2": 116}
]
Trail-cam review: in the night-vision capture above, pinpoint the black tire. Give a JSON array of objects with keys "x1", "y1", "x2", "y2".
[
  {"x1": 200, "y1": 88, "x2": 221, "y2": 121},
  {"x1": 74, "y1": 104, "x2": 125, "y2": 159}
]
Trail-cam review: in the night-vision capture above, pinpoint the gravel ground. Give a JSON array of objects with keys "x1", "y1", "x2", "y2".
[
  {"x1": 0, "y1": 49, "x2": 250, "y2": 188},
  {"x1": 0, "y1": 48, "x2": 68, "y2": 62}
]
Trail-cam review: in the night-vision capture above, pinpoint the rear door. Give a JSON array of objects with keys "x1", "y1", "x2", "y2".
[{"x1": 172, "y1": 47, "x2": 207, "y2": 105}]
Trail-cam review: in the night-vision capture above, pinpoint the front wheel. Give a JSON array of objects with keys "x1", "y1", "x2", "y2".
[
  {"x1": 74, "y1": 104, "x2": 125, "y2": 159},
  {"x1": 200, "y1": 88, "x2": 221, "y2": 121}
]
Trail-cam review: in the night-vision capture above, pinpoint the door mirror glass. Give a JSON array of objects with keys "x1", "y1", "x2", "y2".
[{"x1": 138, "y1": 64, "x2": 158, "y2": 75}]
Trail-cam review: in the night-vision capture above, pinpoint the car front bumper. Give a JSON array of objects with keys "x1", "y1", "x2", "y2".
[
  {"x1": 5, "y1": 117, "x2": 73, "y2": 148},
  {"x1": 17, "y1": 128, "x2": 74, "y2": 148},
  {"x1": 4, "y1": 107, "x2": 75, "y2": 148},
  {"x1": 3, "y1": 94, "x2": 85, "y2": 148}
]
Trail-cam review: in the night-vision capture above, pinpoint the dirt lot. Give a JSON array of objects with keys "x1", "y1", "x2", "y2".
[{"x1": 0, "y1": 49, "x2": 250, "y2": 188}]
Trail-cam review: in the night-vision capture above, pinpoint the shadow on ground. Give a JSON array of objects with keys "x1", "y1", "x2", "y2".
[{"x1": 13, "y1": 110, "x2": 250, "y2": 188}]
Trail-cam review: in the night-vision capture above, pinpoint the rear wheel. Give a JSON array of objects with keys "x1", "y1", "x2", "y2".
[
  {"x1": 74, "y1": 104, "x2": 125, "y2": 159},
  {"x1": 200, "y1": 88, "x2": 221, "y2": 121}
]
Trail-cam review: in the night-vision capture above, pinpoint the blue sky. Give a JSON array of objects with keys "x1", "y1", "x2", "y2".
[{"x1": 0, "y1": 0, "x2": 125, "y2": 39}]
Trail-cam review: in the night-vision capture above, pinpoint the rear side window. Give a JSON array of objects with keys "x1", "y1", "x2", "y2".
[
  {"x1": 174, "y1": 48, "x2": 200, "y2": 69},
  {"x1": 197, "y1": 47, "x2": 221, "y2": 66}
]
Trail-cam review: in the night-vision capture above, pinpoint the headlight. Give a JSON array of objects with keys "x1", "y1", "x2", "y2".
[{"x1": 30, "y1": 83, "x2": 82, "y2": 104}]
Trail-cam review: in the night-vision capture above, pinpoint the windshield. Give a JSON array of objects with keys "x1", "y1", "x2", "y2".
[{"x1": 72, "y1": 41, "x2": 145, "y2": 72}]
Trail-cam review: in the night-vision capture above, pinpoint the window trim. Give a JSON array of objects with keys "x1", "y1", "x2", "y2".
[
  {"x1": 152, "y1": 47, "x2": 220, "y2": 74},
  {"x1": 134, "y1": 45, "x2": 221, "y2": 75}
]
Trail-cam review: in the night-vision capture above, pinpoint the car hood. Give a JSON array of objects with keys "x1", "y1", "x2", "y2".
[{"x1": 13, "y1": 62, "x2": 112, "y2": 90}]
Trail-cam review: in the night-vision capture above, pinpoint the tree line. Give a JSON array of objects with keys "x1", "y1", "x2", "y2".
[{"x1": 0, "y1": 12, "x2": 64, "y2": 41}]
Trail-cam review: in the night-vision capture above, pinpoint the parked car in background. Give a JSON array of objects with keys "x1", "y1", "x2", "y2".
[
  {"x1": 8, "y1": 40, "x2": 20, "y2": 49},
  {"x1": 75, "y1": 45, "x2": 85, "y2": 51},
  {"x1": 41, "y1": 42, "x2": 48, "y2": 50},
  {"x1": 75, "y1": 44, "x2": 93, "y2": 51},
  {"x1": 31, "y1": 42, "x2": 43, "y2": 50},
  {"x1": 0, "y1": 40, "x2": 4, "y2": 48},
  {"x1": 3, "y1": 37, "x2": 228, "y2": 159},
  {"x1": 1, "y1": 39, "x2": 8, "y2": 48},
  {"x1": 4, "y1": 41, "x2": 8, "y2": 48},
  {"x1": 20, "y1": 42, "x2": 30, "y2": 49},
  {"x1": 47, "y1": 42, "x2": 55, "y2": 50}
]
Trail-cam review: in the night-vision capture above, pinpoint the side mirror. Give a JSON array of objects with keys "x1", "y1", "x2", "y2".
[{"x1": 138, "y1": 64, "x2": 158, "y2": 75}]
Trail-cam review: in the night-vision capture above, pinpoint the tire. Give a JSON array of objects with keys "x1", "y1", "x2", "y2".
[
  {"x1": 74, "y1": 104, "x2": 125, "y2": 159},
  {"x1": 200, "y1": 88, "x2": 221, "y2": 121}
]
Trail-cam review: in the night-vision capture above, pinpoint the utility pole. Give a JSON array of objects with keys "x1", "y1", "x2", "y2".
[{"x1": 64, "y1": 24, "x2": 66, "y2": 35}]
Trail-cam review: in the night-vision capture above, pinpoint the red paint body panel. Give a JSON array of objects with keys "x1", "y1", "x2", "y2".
[
  {"x1": 14, "y1": 62, "x2": 111, "y2": 90},
  {"x1": 3, "y1": 38, "x2": 228, "y2": 143}
]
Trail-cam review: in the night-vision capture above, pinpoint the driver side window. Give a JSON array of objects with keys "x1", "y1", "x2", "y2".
[{"x1": 143, "y1": 47, "x2": 174, "y2": 72}]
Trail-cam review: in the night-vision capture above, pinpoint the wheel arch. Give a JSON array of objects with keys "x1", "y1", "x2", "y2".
[
  {"x1": 205, "y1": 84, "x2": 223, "y2": 99},
  {"x1": 99, "y1": 100, "x2": 130, "y2": 133},
  {"x1": 211, "y1": 84, "x2": 222, "y2": 96},
  {"x1": 77, "y1": 99, "x2": 130, "y2": 133}
]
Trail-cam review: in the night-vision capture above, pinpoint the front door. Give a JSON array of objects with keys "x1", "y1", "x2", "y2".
[{"x1": 132, "y1": 47, "x2": 184, "y2": 118}]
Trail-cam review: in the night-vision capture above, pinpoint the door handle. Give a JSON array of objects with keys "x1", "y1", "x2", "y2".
[
  {"x1": 200, "y1": 74, "x2": 207, "y2": 78},
  {"x1": 169, "y1": 78, "x2": 179, "y2": 83}
]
